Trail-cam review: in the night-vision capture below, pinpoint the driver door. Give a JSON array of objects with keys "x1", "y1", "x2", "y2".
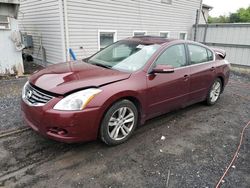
[{"x1": 146, "y1": 44, "x2": 190, "y2": 118}]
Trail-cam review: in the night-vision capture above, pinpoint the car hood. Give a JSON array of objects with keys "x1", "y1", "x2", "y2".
[{"x1": 29, "y1": 61, "x2": 131, "y2": 95}]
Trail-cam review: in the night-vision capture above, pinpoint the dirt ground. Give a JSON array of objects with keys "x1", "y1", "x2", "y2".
[{"x1": 0, "y1": 73, "x2": 249, "y2": 188}]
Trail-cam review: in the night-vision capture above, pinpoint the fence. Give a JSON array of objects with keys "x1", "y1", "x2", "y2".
[{"x1": 193, "y1": 23, "x2": 250, "y2": 67}]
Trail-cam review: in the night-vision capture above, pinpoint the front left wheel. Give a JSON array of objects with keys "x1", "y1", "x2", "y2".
[{"x1": 100, "y1": 100, "x2": 138, "y2": 146}]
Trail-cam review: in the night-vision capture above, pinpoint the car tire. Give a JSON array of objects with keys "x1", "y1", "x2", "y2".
[
  {"x1": 206, "y1": 78, "x2": 222, "y2": 106},
  {"x1": 100, "y1": 100, "x2": 138, "y2": 146}
]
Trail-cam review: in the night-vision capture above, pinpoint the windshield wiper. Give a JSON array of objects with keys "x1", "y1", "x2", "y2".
[{"x1": 92, "y1": 63, "x2": 112, "y2": 69}]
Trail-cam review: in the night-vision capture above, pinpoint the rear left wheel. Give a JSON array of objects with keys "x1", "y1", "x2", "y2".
[
  {"x1": 206, "y1": 78, "x2": 222, "y2": 105},
  {"x1": 100, "y1": 100, "x2": 138, "y2": 146}
]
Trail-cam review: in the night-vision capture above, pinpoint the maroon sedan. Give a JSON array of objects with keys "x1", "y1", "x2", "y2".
[{"x1": 21, "y1": 36, "x2": 230, "y2": 145}]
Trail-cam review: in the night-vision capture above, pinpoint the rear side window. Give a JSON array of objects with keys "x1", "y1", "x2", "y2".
[
  {"x1": 155, "y1": 44, "x2": 186, "y2": 68},
  {"x1": 188, "y1": 44, "x2": 210, "y2": 64}
]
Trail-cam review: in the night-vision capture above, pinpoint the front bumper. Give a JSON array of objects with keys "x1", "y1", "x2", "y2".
[{"x1": 21, "y1": 98, "x2": 102, "y2": 143}]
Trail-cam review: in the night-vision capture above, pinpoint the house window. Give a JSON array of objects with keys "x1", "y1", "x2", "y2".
[
  {"x1": 179, "y1": 32, "x2": 187, "y2": 40},
  {"x1": 98, "y1": 30, "x2": 117, "y2": 50},
  {"x1": 161, "y1": 0, "x2": 172, "y2": 5},
  {"x1": 133, "y1": 31, "x2": 147, "y2": 36},
  {"x1": 0, "y1": 16, "x2": 10, "y2": 30},
  {"x1": 159, "y1": 31, "x2": 170, "y2": 38}
]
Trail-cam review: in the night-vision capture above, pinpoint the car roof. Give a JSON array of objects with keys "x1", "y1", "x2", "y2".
[
  {"x1": 123, "y1": 36, "x2": 211, "y2": 49},
  {"x1": 124, "y1": 36, "x2": 178, "y2": 45}
]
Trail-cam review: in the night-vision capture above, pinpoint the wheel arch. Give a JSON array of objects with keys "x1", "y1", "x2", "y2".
[
  {"x1": 102, "y1": 93, "x2": 143, "y2": 121},
  {"x1": 97, "y1": 92, "x2": 144, "y2": 137},
  {"x1": 217, "y1": 75, "x2": 225, "y2": 92},
  {"x1": 119, "y1": 96, "x2": 142, "y2": 121}
]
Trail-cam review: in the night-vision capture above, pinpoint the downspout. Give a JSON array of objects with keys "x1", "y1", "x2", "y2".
[
  {"x1": 202, "y1": 10, "x2": 208, "y2": 43},
  {"x1": 63, "y1": 0, "x2": 70, "y2": 61},
  {"x1": 194, "y1": 9, "x2": 199, "y2": 41},
  {"x1": 194, "y1": 0, "x2": 203, "y2": 41}
]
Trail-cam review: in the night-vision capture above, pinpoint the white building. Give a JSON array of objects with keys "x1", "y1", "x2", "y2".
[
  {"x1": 199, "y1": 4, "x2": 213, "y2": 24},
  {"x1": 18, "y1": 0, "x2": 202, "y2": 64},
  {"x1": 0, "y1": 0, "x2": 23, "y2": 75}
]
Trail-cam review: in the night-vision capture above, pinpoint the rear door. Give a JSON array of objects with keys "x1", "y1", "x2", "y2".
[
  {"x1": 186, "y1": 44, "x2": 216, "y2": 104},
  {"x1": 146, "y1": 44, "x2": 190, "y2": 118}
]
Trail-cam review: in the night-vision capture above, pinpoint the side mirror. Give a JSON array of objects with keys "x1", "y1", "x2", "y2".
[{"x1": 151, "y1": 64, "x2": 174, "y2": 74}]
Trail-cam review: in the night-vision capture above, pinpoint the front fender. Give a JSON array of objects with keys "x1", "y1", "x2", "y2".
[{"x1": 85, "y1": 73, "x2": 147, "y2": 125}]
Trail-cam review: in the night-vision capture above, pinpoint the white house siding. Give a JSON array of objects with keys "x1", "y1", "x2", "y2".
[
  {"x1": 0, "y1": 18, "x2": 23, "y2": 75},
  {"x1": 18, "y1": 0, "x2": 66, "y2": 64},
  {"x1": 66, "y1": 0, "x2": 201, "y2": 59}
]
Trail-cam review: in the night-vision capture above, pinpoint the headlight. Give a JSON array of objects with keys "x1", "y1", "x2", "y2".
[
  {"x1": 53, "y1": 88, "x2": 102, "y2": 111},
  {"x1": 22, "y1": 81, "x2": 29, "y2": 99}
]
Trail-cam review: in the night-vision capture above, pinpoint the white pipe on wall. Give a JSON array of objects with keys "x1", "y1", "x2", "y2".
[
  {"x1": 58, "y1": 0, "x2": 67, "y2": 62},
  {"x1": 63, "y1": 0, "x2": 70, "y2": 61}
]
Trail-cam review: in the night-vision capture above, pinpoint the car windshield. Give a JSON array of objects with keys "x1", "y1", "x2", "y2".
[{"x1": 87, "y1": 41, "x2": 160, "y2": 72}]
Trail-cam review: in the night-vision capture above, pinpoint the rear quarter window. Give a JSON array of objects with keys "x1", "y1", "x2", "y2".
[{"x1": 207, "y1": 49, "x2": 214, "y2": 61}]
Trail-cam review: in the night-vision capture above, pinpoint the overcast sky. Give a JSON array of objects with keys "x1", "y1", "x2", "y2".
[{"x1": 203, "y1": 0, "x2": 250, "y2": 17}]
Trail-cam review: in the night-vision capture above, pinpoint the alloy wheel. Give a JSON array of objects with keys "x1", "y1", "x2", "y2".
[
  {"x1": 210, "y1": 80, "x2": 221, "y2": 103},
  {"x1": 107, "y1": 107, "x2": 135, "y2": 141}
]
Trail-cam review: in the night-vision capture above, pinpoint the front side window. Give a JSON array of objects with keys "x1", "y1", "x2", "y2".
[
  {"x1": 188, "y1": 44, "x2": 210, "y2": 64},
  {"x1": 99, "y1": 31, "x2": 117, "y2": 50},
  {"x1": 155, "y1": 44, "x2": 186, "y2": 68},
  {"x1": 88, "y1": 41, "x2": 160, "y2": 72}
]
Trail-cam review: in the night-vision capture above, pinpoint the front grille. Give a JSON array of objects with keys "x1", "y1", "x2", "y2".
[{"x1": 23, "y1": 83, "x2": 53, "y2": 106}]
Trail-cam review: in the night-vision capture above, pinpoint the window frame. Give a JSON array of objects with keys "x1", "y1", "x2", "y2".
[
  {"x1": 179, "y1": 32, "x2": 188, "y2": 40},
  {"x1": 161, "y1": 0, "x2": 172, "y2": 4},
  {"x1": 186, "y1": 43, "x2": 215, "y2": 66},
  {"x1": 148, "y1": 43, "x2": 188, "y2": 73},
  {"x1": 98, "y1": 30, "x2": 117, "y2": 51},
  {"x1": 0, "y1": 16, "x2": 10, "y2": 30},
  {"x1": 133, "y1": 30, "x2": 147, "y2": 36},
  {"x1": 159, "y1": 31, "x2": 170, "y2": 38}
]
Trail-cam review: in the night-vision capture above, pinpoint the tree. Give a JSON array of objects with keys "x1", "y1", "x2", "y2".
[
  {"x1": 237, "y1": 7, "x2": 250, "y2": 22},
  {"x1": 208, "y1": 6, "x2": 250, "y2": 23},
  {"x1": 208, "y1": 15, "x2": 229, "y2": 23},
  {"x1": 229, "y1": 13, "x2": 240, "y2": 23}
]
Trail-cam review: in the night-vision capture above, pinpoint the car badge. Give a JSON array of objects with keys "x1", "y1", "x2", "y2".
[{"x1": 27, "y1": 90, "x2": 33, "y2": 99}]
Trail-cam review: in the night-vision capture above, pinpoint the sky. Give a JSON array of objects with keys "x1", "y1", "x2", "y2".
[{"x1": 203, "y1": 0, "x2": 250, "y2": 17}]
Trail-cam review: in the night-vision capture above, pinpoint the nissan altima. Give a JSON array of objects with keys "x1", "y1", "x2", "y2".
[{"x1": 21, "y1": 36, "x2": 230, "y2": 145}]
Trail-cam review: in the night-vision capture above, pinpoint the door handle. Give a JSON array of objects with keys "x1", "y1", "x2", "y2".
[
  {"x1": 183, "y1": 74, "x2": 189, "y2": 81},
  {"x1": 210, "y1": 67, "x2": 215, "y2": 72}
]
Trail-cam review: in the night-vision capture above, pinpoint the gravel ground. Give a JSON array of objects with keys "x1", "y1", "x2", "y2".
[
  {"x1": 0, "y1": 78, "x2": 27, "y2": 132},
  {"x1": 0, "y1": 59, "x2": 42, "y2": 132},
  {"x1": 0, "y1": 73, "x2": 249, "y2": 188}
]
